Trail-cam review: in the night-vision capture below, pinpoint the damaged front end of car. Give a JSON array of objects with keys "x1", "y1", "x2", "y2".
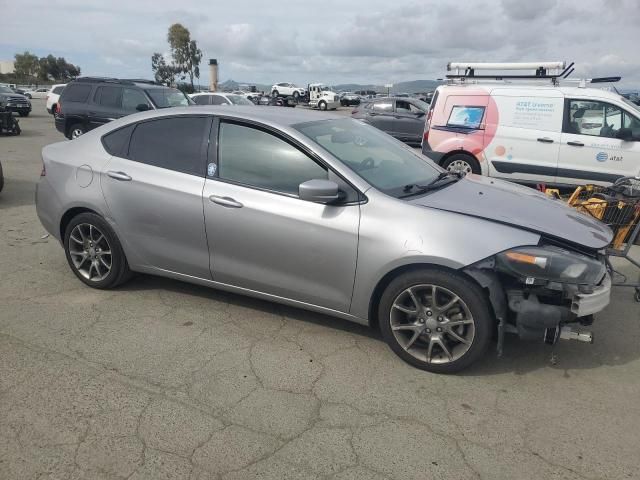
[{"x1": 464, "y1": 241, "x2": 611, "y2": 355}]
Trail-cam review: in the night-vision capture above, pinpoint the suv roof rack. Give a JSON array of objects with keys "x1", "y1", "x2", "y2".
[
  {"x1": 74, "y1": 77, "x2": 159, "y2": 86},
  {"x1": 445, "y1": 61, "x2": 622, "y2": 88}
]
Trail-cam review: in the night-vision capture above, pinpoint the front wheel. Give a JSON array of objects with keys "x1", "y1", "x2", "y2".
[
  {"x1": 441, "y1": 153, "x2": 480, "y2": 176},
  {"x1": 64, "y1": 213, "x2": 132, "y2": 289},
  {"x1": 271, "y1": 90, "x2": 279, "y2": 98},
  {"x1": 319, "y1": 101, "x2": 327, "y2": 111},
  {"x1": 379, "y1": 268, "x2": 493, "y2": 373}
]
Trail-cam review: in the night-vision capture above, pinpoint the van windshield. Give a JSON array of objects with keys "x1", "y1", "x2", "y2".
[{"x1": 295, "y1": 118, "x2": 441, "y2": 197}]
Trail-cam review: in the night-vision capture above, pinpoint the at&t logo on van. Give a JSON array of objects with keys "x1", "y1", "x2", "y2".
[{"x1": 596, "y1": 152, "x2": 608, "y2": 162}]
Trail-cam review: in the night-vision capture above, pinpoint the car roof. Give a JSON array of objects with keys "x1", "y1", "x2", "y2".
[{"x1": 437, "y1": 83, "x2": 626, "y2": 102}]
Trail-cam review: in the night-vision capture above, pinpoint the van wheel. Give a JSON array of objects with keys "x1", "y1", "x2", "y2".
[
  {"x1": 64, "y1": 213, "x2": 132, "y2": 289},
  {"x1": 319, "y1": 101, "x2": 327, "y2": 111},
  {"x1": 442, "y1": 153, "x2": 480, "y2": 175},
  {"x1": 378, "y1": 268, "x2": 493, "y2": 373}
]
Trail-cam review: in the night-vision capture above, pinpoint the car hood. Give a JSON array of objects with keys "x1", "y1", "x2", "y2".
[{"x1": 408, "y1": 174, "x2": 613, "y2": 249}]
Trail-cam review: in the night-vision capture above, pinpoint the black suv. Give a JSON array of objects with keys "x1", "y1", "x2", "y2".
[
  {"x1": 55, "y1": 77, "x2": 193, "y2": 139},
  {"x1": 0, "y1": 86, "x2": 32, "y2": 117}
]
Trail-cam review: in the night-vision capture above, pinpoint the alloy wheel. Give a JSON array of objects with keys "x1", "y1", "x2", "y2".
[
  {"x1": 390, "y1": 284, "x2": 475, "y2": 364},
  {"x1": 71, "y1": 128, "x2": 84, "y2": 139},
  {"x1": 68, "y1": 223, "x2": 112, "y2": 282}
]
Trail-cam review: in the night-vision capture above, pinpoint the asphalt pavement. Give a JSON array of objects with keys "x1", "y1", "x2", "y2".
[{"x1": 1, "y1": 99, "x2": 639, "y2": 480}]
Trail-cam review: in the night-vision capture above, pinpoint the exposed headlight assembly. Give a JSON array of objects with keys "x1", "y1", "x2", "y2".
[{"x1": 496, "y1": 246, "x2": 605, "y2": 285}]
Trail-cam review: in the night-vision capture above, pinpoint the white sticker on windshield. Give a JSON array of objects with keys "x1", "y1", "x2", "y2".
[{"x1": 207, "y1": 163, "x2": 217, "y2": 176}]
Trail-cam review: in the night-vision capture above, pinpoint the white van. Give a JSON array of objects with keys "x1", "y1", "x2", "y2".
[{"x1": 422, "y1": 62, "x2": 640, "y2": 186}]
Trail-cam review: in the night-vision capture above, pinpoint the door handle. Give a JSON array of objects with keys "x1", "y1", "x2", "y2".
[
  {"x1": 567, "y1": 141, "x2": 584, "y2": 147},
  {"x1": 537, "y1": 137, "x2": 554, "y2": 143},
  {"x1": 107, "y1": 171, "x2": 132, "y2": 181},
  {"x1": 209, "y1": 195, "x2": 243, "y2": 208}
]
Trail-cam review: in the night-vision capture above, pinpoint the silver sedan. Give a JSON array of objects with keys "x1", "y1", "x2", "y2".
[{"x1": 36, "y1": 106, "x2": 613, "y2": 373}]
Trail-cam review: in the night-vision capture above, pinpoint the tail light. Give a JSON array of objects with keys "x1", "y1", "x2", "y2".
[
  {"x1": 423, "y1": 130, "x2": 429, "y2": 143},
  {"x1": 57, "y1": 100, "x2": 62, "y2": 114}
]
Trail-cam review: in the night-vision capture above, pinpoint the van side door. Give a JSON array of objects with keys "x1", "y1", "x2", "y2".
[
  {"x1": 558, "y1": 99, "x2": 640, "y2": 184},
  {"x1": 485, "y1": 92, "x2": 562, "y2": 184}
]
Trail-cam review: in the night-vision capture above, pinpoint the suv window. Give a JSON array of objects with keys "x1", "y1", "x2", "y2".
[
  {"x1": 94, "y1": 86, "x2": 122, "y2": 109},
  {"x1": 122, "y1": 88, "x2": 150, "y2": 112},
  {"x1": 193, "y1": 95, "x2": 210, "y2": 105},
  {"x1": 62, "y1": 83, "x2": 92, "y2": 102},
  {"x1": 372, "y1": 101, "x2": 392, "y2": 112},
  {"x1": 52, "y1": 86, "x2": 65, "y2": 95},
  {"x1": 128, "y1": 117, "x2": 209, "y2": 176},
  {"x1": 218, "y1": 122, "x2": 327, "y2": 196},
  {"x1": 566, "y1": 100, "x2": 626, "y2": 138}
]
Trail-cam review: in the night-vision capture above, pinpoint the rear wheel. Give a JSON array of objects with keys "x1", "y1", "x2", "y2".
[
  {"x1": 442, "y1": 153, "x2": 480, "y2": 176},
  {"x1": 379, "y1": 268, "x2": 493, "y2": 373},
  {"x1": 64, "y1": 213, "x2": 132, "y2": 289},
  {"x1": 293, "y1": 91, "x2": 300, "y2": 100},
  {"x1": 69, "y1": 123, "x2": 86, "y2": 140}
]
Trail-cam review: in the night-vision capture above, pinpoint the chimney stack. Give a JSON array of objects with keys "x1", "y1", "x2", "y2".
[{"x1": 209, "y1": 59, "x2": 218, "y2": 92}]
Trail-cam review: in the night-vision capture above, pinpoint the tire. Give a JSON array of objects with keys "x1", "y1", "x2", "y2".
[
  {"x1": 319, "y1": 101, "x2": 327, "y2": 111},
  {"x1": 63, "y1": 212, "x2": 132, "y2": 289},
  {"x1": 441, "y1": 153, "x2": 481, "y2": 175},
  {"x1": 272, "y1": 90, "x2": 279, "y2": 98},
  {"x1": 378, "y1": 268, "x2": 493, "y2": 373},
  {"x1": 12, "y1": 122, "x2": 21, "y2": 135},
  {"x1": 52, "y1": 104, "x2": 58, "y2": 116},
  {"x1": 18, "y1": 111, "x2": 29, "y2": 117},
  {"x1": 68, "y1": 123, "x2": 86, "y2": 140},
  {"x1": 293, "y1": 91, "x2": 300, "y2": 100}
]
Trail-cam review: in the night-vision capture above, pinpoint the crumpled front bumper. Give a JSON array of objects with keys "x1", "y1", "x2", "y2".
[{"x1": 571, "y1": 273, "x2": 611, "y2": 317}]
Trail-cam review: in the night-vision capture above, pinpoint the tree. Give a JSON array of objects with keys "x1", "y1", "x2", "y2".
[
  {"x1": 14, "y1": 51, "x2": 39, "y2": 80},
  {"x1": 37, "y1": 54, "x2": 80, "y2": 81},
  {"x1": 167, "y1": 23, "x2": 202, "y2": 89},
  {"x1": 151, "y1": 52, "x2": 179, "y2": 86}
]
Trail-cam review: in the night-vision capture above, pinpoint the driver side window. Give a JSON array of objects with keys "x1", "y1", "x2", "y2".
[
  {"x1": 217, "y1": 122, "x2": 328, "y2": 196},
  {"x1": 122, "y1": 88, "x2": 151, "y2": 112},
  {"x1": 566, "y1": 100, "x2": 623, "y2": 138}
]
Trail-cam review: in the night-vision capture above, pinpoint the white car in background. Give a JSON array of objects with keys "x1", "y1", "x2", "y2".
[
  {"x1": 190, "y1": 92, "x2": 254, "y2": 106},
  {"x1": 25, "y1": 87, "x2": 49, "y2": 99},
  {"x1": 46, "y1": 84, "x2": 66, "y2": 115},
  {"x1": 271, "y1": 82, "x2": 307, "y2": 99}
]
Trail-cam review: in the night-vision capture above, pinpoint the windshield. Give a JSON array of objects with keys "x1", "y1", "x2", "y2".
[
  {"x1": 621, "y1": 96, "x2": 640, "y2": 115},
  {"x1": 227, "y1": 95, "x2": 253, "y2": 105},
  {"x1": 295, "y1": 118, "x2": 441, "y2": 197},
  {"x1": 145, "y1": 88, "x2": 191, "y2": 108},
  {"x1": 0, "y1": 86, "x2": 15, "y2": 94}
]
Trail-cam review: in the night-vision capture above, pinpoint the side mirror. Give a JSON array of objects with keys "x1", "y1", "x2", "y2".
[
  {"x1": 136, "y1": 104, "x2": 150, "y2": 112},
  {"x1": 298, "y1": 179, "x2": 340, "y2": 204},
  {"x1": 616, "y1": 127, "x2": 633, "y2": 141}
]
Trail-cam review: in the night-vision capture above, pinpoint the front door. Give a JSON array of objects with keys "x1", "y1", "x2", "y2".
[
  {"x1": 393, "y1": 99, "x2": 426, "y2": 142},
  {"x1": 101, "y1": 115, "x2": 212, "y2": 278},
  {"x1": 558, "y1": 99, "x2": 640, "y2": 185},
  {"x1": 365, "y1": 99, "x2": 395, "y2": 135},
  {"x1": 203, "y1": 120, "x2": 360, "y2": 312}
]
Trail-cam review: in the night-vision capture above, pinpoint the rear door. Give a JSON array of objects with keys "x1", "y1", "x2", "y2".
[
  {"x1": 89, "y1": 86, "x2": 124, "y2": 129},
  {"x1": 486, "y1": 90, "x2": 563, "y2": 183},
  {"x1": 100, "y1": 115, "x2": 212, "y2": 278},
  {"x1": 558, "y1": 99, "x2": 640, "y2": 184}
]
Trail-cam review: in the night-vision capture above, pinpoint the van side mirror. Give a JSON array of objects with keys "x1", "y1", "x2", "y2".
[
  {"x1": 298, "y1": 179, "x2": 340, "y2": 203},
  {"x1": 136, "y1": 104, "x2": 150, "y2": 112},
  {"x1": 616, "y1": 127, "x2": 633, "y2": 141}
]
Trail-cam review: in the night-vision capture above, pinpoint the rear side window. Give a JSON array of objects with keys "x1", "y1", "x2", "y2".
[
  {"x1": 211, "y1": 95, "x2": 229, "y2": 105},
  {"x1": 218, "y1": 122, "x2": 327, "y2": 196},
  {"x1": 128, "y1": 117, "x2": 209, "y2": 176},
  {"x1": 52, "y1": 86, "x2": 65, "y2": 95},
  {"x1": 193, "y1": 95, "x2": 210, "y2": 105},
  {"x1": 62, "y1": 83, "x2": 92, "y2": 102},
  {"x1": 373, "y1": 101, "x2": 392, "y2": 112},
  {"x1": 102, "y1": 124, "x2": 134, "y2": 157}
]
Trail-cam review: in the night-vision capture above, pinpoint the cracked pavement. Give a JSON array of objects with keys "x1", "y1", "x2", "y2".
[{"x1": 1, "y1": 101, "x2": 640, "y2": 480}]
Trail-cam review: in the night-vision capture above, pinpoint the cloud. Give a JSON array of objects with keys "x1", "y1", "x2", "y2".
[{"x1": 0, "y1": 0, "x2": 637, "y2": 88}]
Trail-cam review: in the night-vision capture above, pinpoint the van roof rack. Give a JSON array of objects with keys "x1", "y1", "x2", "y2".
[
  {"x1": 445, "y1": 61, "x2": 621, "y2": 87},
  {"x1": 74, "y1": 77, "x2": 159, "y2": 86}
]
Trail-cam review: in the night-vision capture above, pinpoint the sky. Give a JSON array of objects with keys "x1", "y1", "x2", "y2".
[{"x1": 1, "y1": 0, "x2": 639, "y2": 89}]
